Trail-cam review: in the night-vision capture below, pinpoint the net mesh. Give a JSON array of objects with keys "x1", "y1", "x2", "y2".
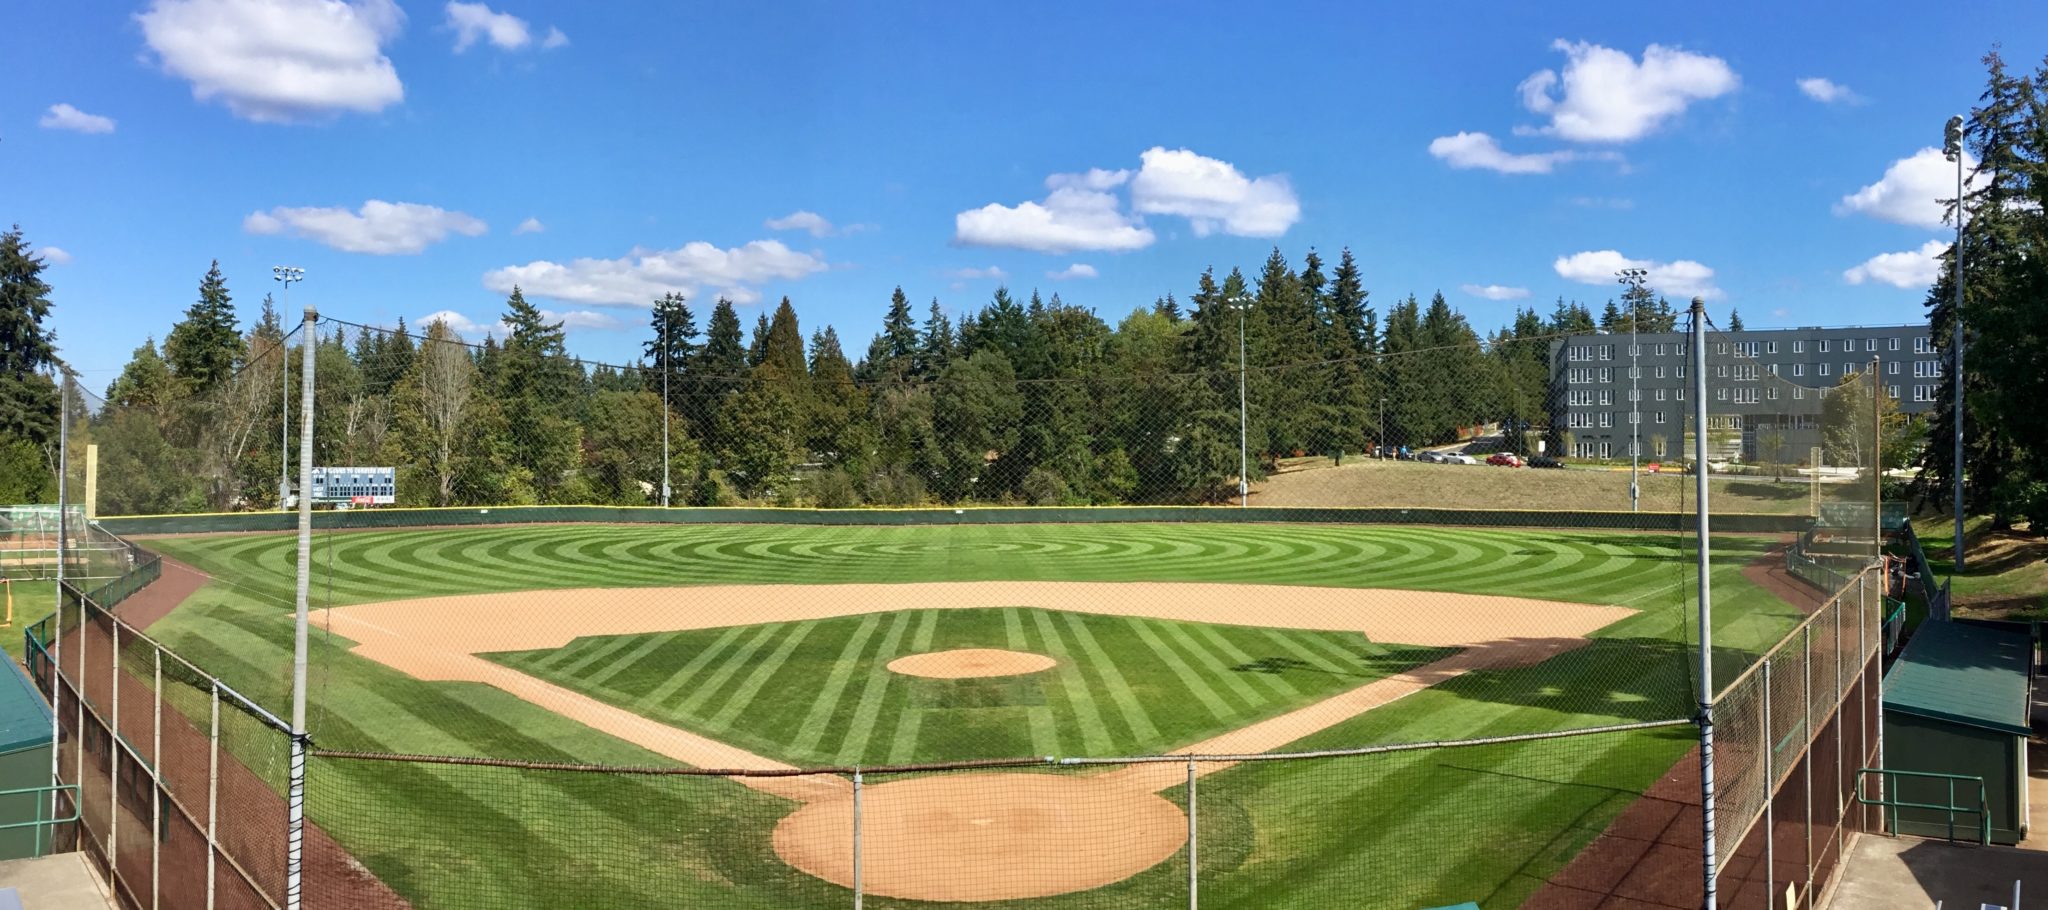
[{"x1": 19, "y1": 284, "x2": 1915, "y2": 910}]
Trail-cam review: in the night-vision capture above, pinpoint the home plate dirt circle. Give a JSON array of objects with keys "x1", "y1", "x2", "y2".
[
  {"x1": 886, "y1": 648, "x2": 1058, "y2": 679},
  {"x1": 771, "y1": 773, "x2": 1187, "y2": 901}
]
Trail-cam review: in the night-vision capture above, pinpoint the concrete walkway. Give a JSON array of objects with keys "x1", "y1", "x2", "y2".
[{"x1": 0, "y1": 853, "x2": 117, "y2": 910}]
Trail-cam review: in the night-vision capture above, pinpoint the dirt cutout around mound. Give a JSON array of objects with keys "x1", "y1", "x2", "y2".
[
  {"x1": 887, "y1": 648, "x2": 1057, "y2": 679},
  {"x1": 314, "y1": 582, "x2": 1633, "y2": 901}
]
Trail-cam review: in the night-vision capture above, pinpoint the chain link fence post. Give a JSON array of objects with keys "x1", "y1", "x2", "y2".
[
  {"x1": 1187, "y1": 757, "x2": 1198, "y2": 910},
  {"x1": 851, "y1": 769, "x2": 863, "y2": 910},
  {"x1": 208, "y1": 681, "x2": 220, "y2": 910},
  {"x1": 153, "y1": 646, "x2": 163, "y2": 910}
]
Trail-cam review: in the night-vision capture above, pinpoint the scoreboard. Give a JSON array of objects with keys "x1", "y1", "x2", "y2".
[{"x1": 310, "y1": 466, "x2": 396, "y2": 506}]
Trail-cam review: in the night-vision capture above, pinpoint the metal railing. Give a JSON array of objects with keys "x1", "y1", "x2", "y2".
[{"x1": 1855, "y1": 768, "x2": 1990, "y2": 845}]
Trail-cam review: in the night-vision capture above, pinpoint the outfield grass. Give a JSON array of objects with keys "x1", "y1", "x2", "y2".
[
  {"x1": 487, "y1": 607, "x2": 1451, "y2": 765},
  {"x1": 1254, "y1": 456, "x2": 1821, "y2": 513},
  {"x1": 138, "y1": 522, "x2": 1807, "y2": 909},
  {"x1": 3, "y1": 579, "x2": 54, "y2": 663}
]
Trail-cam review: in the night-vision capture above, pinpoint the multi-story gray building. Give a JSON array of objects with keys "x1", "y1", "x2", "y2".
[{"x1": 1547, "y1": 324, "x2": 1941, "y2": 462}]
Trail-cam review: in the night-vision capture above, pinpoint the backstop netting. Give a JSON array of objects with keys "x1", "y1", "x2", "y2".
[{"x1": 17, "y1": 287, "x2": 1907, "y2": 909}]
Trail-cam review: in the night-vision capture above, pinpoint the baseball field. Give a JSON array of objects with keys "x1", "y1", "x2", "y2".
[{"x1": 134, "y1": 520, "x2": 1810, "y2": 909}]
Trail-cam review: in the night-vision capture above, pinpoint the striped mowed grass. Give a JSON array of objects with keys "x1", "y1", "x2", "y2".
[
  {"x1": 134, "y1": 522, "x2": 1808, "y2": 910},
  {"x1": 484, "y1": 607, "x2": 1452, "y2": 765}
]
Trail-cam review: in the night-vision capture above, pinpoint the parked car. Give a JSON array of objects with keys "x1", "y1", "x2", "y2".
[
  {"x1": 1485, "y1": 453, "x2": 1524, "y2": 467},
  {"x1": 1528, "y1": 455, "x2": 1566, "y2": 469},
  {"x1": 1418, "y1": 450, "x2": 1447, "y2": 463},
  {"x1": 1447, "y1": 454, "x2": 1480, "y2": 465}
]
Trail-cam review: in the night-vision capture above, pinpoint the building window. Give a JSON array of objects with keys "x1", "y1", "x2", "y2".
[
  {"x1": 1819, "y1": 339, "x2": 1830, "y2": 353},
  {"x1": 1866, "y1": 339, "x2": 1877, "y2": 352},
  {"x1": 1768, "y1": 363, "x2": 1779, "y2": 376},
  {"x1": 1629, "y1": 411, "x2": 1639, "y2": 425},
  {"x1": 1599, "y1": 390, "x2": 1613, "y2": 406},
  {"x1": 1676, "y1": 365, "x2": 1686, "y2": 379},
  {"x1": 1599, "y1": 344, "x2": 1614, "y2": 361},
  {"x1": 1734, "y1": 388, "x2": 1759, "y2": 404},
  {"x1": 1656, "y1": 343, "x2": 1668, "y2": 356},
  {"x1": 1655, "y1": 366, "x2": 1667, "y2": 379},
  {"x1": 1766, "y1": 341, "x2": 1779, "y2": 354},
  {"x1": 1818, "y1": 363, "x2": 1831, "y2": 377},
  {"x1": 1629, "y1": 388, "x2": 1639, "y2": 402},
  {"x1": 1794, "y1": 387, "x2": 1805, "y2": 400},
  {"x1": 1887, "y1": 385, "x2": 1900, "y2": 399},
  {"x1": 1842, "y1": 362, "x2": 1854, "y2": 376},
  {"x1": 1569, "y1": 390, "x2": 1595, "y2": 406},
  {"x1": 1767, "y1": 387, "x2": 1779, "y2": 400},
  {"x1": 1655, "y1": 411, "x2": 1667, "y2": 424},
  {"x1": 1793, "y1": 340, "x2": 1805, "y2": 353},
  {"x1": 1655, "y1": 389, "x2": 1667, "y2": 401},
  {"x1": 1598, "y1": 367, "x2": 1613, "y2": 382},
  {"x1": 1676, "y1": 388, "x2": 1686, "y2": 401},
  {"x1": 1715, "y1": 388, "x2": 1728, "y2": 401},
  {"x1": 1914, "y1": 385, "x2": 1937, "y2": 402},
  {"x1": 1716, "y1": 364, "x2": 1729, "y2": 378},
  {"x1": 1914, "y1": 337, "x2": 1935, "y2": 354},
  {"x1": 1889, "y1": 338, "x2": 1900, "y2": 351},
  {"x1": 1888, "y1": 361, "x2": 1900, "y2": 375},
  {"x1": 1733, "y1": 364, "x2": 1758, "y2": 381},
  {"x1": 1568, "y1": 345, "x2": 1592, "y2": 362},
  {"x1": 1599, "y1": 412, "x2": 1614, "y2": 428},
  {"x1": 1914, "y1": 360, "x2": 1940, "y2": 378},
  {"x1": 1654, "y1": 437, "x2": 1667, "y2": 456},
  {"x1": 1599, "y1": 442, "x2": 1613, "y2": 458},
  {"x1": 1792, "y1": 363, "x2": 1804, "y2": 377}
]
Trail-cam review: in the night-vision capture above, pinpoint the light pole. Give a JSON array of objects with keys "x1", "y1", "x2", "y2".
[
  {"x1": 659, "y1": 307, "x2": 672, "y2": 508},
  {"x1": 273, "y1": 266, "x2": 304, "y2": 511},
  {"x1": 1617, "y1": 268, "x2": 1647, "y2": 512},
  {"x1": 1227, "y1": 294, "x2": 1253, "y2": 507},
  {"x1": 1943, "y1": 114, "x2": 1967, "y2": 571},
  {"x1": 1379, "y1": 396, "x2": 1388, "y2": 459}
]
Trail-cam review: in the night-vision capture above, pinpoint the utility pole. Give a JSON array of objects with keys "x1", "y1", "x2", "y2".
[
  {"x1": 660, "y1": 307, "x2": 672, "y2": 508},
  {"x1": 273, "y1": 266, "x2": 304, "y2": 510},
  {"x1": 1379, "y1": 397, "x2": 1387, "y2": 459},
  {"x1": 1943, "y1": 114, "x2": 1967, "y2": 571},
  {"x1": 1228, "y1": 294, "x2": 1253, "y2": 507},
  {"x1": 1618, "y1": 268, "x2": 1648, "y2": 512}
]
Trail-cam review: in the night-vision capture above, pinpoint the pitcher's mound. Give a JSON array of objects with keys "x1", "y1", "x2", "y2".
[
  {"x1": 887, "y1": 648, "x2": 1057, "y2": 679},
  {"x1": 771, "y1": 773, "x2": 1186, "y2": 901}
]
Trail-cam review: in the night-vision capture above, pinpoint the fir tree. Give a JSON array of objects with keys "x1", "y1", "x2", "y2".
[
  {"x1": 164, "y1": 260, "x2": 243, "y2": 394},
  {"x1": 0, "y1": 226, "x2": 61, "y2": 447}
]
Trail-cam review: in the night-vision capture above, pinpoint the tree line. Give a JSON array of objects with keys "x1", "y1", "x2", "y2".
[{"x1": 3, "y1": 228, "x2": 1741, "y2": 514}]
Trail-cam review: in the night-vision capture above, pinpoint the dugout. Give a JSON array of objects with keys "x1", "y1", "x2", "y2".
[
  {"x1": 1880, "y1": 620, "x2": 2037, "y2": 845},
  {"x1": 0, "y1": 656, "x2": 55, "y2": 860}
]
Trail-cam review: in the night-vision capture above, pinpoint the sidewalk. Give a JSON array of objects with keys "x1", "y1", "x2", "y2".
[{"x1": 0, "y1": 853, "x2": 117, "y2": 910}]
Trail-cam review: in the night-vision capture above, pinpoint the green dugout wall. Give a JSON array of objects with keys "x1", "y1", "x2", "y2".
[{"x1": 0, "y1": 657, "x2": 55, "y2": 860}]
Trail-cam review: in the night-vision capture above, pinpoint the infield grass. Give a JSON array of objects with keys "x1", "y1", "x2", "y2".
[{"x1": 136, "y1": 522, "x2": 1808, "y2": 909}]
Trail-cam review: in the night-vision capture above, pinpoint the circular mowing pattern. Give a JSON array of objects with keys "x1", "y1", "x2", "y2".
[
  {"x1": 886, "y1": 648, "x2": 1058, "y2": 679},
  {"x1": 772, "y1": 773, "x2": 1187, "y2": 901}
]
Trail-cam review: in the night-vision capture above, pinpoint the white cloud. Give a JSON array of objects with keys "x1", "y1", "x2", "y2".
[
  {"x1": 1518, "y1": 40, "x2": 1738, "y2": 142},
  {"x1": 416, "y1": 310, "x2": 490, "y2": 338},
  {"x1": 955, "y1": 182, "x2": 1154, "y2": 254},
  {"x1": 1460, "y1": 283, "x2": 1529, "y2": 300},
  {"x1": 137, "y1": 0, "x2": 405, "y2": 123},
  {"x1": 541, "y1": 26, "x2": 568, "y2": 49},
  {"x1": 1797, "y1": 77, "x2": 1859, "y2": 104},
  {"x1": 1844, "y1": 239, "x2": 1947, "y2": 289},
  {"x1": 244, "y1": 200, "x2": 487, "y2": 254},
  {"x1": 1429, "y1": 132, "x2": 1589, "y2": 175},
  {"x1": 1554, "y1": 249, "x2": 1723, "y2": 300},
  {"x1": 765, "y1": 210, "x2": 831, "y2": 236},
  {"x1": 946, "y1": 266, "x2": 1007, "y2": 281},
  {"x1": 1046, "y1": 168, "x2": 1131, "y2": 191},
  {"x1": 39, "y1": 246, "x2": 74, "y2": 266},
  {"x1": 445, "y1": 2, "x2": 527, "y2": 51},
  {"x1": 483, "y1": 240, "x2": 827, "y2": 306},
  {"x1": 538, "y1": 309, "x2": 622, "y2": 331},
  {"x1": 1836, "y1": 147, "x2": 1980, "y2": 230},
  {"x1": 1129, "y1": 147, "x2": 1299, "y2": 237},
  {"x1": 514, "y1": 217, "x2": 544, "y2": 234},
  {"x1": 1048, "y1": 263, "x2": 1098, "y2": 280},
  {"x1": 39, "y1": 103, "x2": 116, "y2": 134}
]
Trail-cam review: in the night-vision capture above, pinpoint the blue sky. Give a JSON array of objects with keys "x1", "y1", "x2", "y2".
[{"x1": 6, "y1": 1, "x2": 2041, "y2": 387}]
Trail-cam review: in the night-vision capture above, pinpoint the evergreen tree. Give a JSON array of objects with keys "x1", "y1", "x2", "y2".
[
  {"x1": 746, "y1": 313, "x2": 771, "y2": 367},
  {"x1": 643, "y1": 292, "x2": 699, "y2": 411},
  {"x1": 877, "y1": 287, "x2": 918, "y2": 376},
  {"x1": 760, "y1": 297, "x2": 807, "y2": 379},
  {"x1": 0, "y1": 226, "x2": 61, "y2": 448},
  {"x1": 917, "y1": 299, "x2": 956, "y2": 378},
  {"x1": 1598, "y1": 299, "x2": 1623, "y2": 332},
  {"x1": 1727, "y1": 309, "x2": 1745, "y2": 331},
  {"x1": 164, "y1": 260, "x2": 243, "y2": 394}
]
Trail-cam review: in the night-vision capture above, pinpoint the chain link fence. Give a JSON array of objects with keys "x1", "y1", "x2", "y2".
[{"x1": 10, "y1": 297, "x2": 1925, "y2": 909}]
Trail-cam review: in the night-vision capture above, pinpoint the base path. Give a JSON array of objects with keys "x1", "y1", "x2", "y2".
[{"x1": 314, "y1": 581, "x2": 1634, "y2": 902}]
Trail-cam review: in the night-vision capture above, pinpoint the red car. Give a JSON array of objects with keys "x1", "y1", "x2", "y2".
[{"x1": 1485, "y1": 453, "x2": 1524, "y2": 467}]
